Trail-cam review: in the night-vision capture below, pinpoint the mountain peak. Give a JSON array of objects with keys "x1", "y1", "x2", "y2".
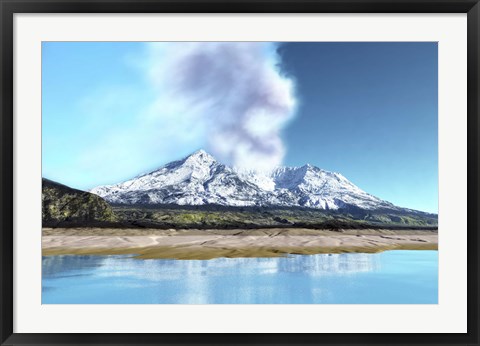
[
  {"x1": 301, "y1": 163, "x2": 317, "y2": 171},
  {"x1": 91, "y1": 150, "x2": 398, "y2": 211},
  {"x1": 183, "y1": 149, "x2": 216, "y2": 166},
  {"x1": 186, "y1": 149, "x2": 215, "y2": 160},
  {"x1": 191, "y1": 149, "x2": 209, "y2": 157}
]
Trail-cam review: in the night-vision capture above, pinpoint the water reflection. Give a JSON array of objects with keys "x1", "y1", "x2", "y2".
[
  {"x1": 42, "y1": 251, "x2": 437, "y2": 304},
  {"x1": 43, "y1": 253, "x2": 379, "y2": 280}
]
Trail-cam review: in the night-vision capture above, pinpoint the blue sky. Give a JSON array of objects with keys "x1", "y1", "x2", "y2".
[{"x1": 42, "y1": 42, "x2": 438, "y2": 213}]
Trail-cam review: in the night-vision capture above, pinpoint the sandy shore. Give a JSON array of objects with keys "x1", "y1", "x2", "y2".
[{"x1": 42, "y1": 228, "x2": 438, "y2": 260}]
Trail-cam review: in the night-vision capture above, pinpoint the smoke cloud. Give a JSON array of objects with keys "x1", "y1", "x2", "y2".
[{"x1": 146, "y1": 42, "x2": 297, "y2": 171}]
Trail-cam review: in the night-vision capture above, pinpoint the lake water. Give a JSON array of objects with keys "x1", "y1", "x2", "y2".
[{"x1": 42, "y1": 250, "x2": 438, "y2": 304}]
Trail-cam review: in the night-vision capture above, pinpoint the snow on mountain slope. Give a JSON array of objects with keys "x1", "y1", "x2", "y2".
[{"x1": 90, "y1": 150, "x2": 396, "y2": 210}]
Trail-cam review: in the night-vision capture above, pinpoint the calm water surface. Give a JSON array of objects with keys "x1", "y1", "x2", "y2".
[{"x1": 42, "y1": 250, "x2": 438, "y2": 304}]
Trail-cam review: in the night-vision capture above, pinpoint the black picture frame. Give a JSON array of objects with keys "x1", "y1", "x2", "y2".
[{"x1": 1, "y1": 1, "x2": 479, "y2": 345}]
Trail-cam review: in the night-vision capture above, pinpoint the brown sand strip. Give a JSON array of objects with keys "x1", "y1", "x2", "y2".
[{"x1": 42, "y1": 228, "x2": 438, "y2": 260}]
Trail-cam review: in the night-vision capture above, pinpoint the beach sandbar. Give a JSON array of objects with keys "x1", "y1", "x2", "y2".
[{"x1": 42, "y1": 228, "x2": 438, "y2": 259}]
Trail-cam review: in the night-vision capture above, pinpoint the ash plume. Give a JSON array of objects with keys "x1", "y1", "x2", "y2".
[{"x1": 146, "y1": 42, "x2": 297, "y2": 171}]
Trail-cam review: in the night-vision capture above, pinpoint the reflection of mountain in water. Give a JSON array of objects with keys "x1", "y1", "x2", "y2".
[
  {"x1": 42, "y1": 251, "x2": 438, "y2": 304},
  {"x1": 42, "y1": 255, "x2": 105, "y2": 277},
  {"x1": 42, "y1": 253, "x2": 379, "y2": 281}
]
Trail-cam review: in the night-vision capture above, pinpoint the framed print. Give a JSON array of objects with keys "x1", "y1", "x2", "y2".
[{"x1": 1, "y1": 0, "x2": 479, "y2": 345}]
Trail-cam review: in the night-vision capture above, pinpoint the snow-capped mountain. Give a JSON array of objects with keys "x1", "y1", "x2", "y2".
[{"x1": 90, "y1": 150, "x2": 398, "y2": 211}]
